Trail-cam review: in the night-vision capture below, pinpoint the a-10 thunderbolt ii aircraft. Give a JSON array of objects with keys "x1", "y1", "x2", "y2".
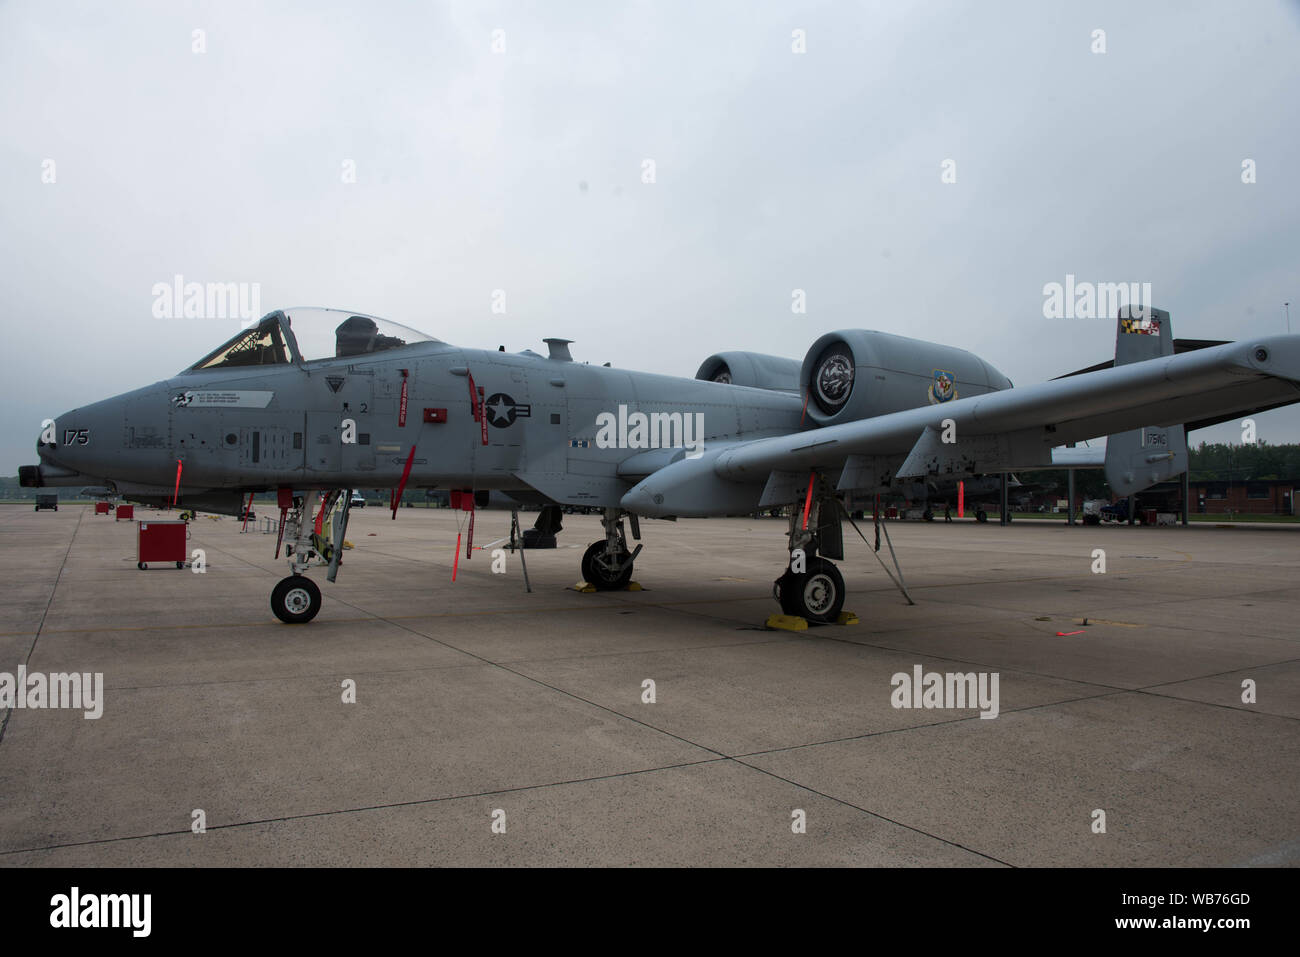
[{"x1": 21, "y1": 305, "x2": 1300, "y2": 623}]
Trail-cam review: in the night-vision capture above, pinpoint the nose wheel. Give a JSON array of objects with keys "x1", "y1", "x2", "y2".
[{"x1": 271, "y1": 575, "x2": 321, "y2": 624}]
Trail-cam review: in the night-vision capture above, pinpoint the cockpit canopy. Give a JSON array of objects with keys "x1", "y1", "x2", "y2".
[{"x1": 189, "y1": 308, "x2": 439, "y2": 372}]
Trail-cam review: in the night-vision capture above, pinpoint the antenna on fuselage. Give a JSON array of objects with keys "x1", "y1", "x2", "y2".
[{"x1": 543, "y1": 338, "x2": 573, "y2": 361}]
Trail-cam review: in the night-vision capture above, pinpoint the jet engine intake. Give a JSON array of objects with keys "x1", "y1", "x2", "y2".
[
  {"x1": 695, "y1": 352, "x2": 801, "y2": 393},
  {"x1": 799, "y1": 330, "x2": 1013, "y2": 427}
]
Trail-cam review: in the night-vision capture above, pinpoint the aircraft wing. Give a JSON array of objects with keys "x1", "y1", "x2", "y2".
[{"x1": 623, "y1": 334, "x2": 1300, "y2": 516}]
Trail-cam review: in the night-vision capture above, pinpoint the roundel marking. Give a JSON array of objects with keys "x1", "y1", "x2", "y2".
[{"x1": 484, "y1": 393, "x2": 532, "y2": 428}]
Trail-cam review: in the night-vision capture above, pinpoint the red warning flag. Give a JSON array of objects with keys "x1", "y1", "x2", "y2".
[
  {"x1": 800, "y1": 473, "x2": 816, "y2": 530},
  {"x1": 171, "y1": 459, "x2": 182, "y2": 508},
  {"x1": 391, "y1": 445, "x2": 417, "y2": 518}
]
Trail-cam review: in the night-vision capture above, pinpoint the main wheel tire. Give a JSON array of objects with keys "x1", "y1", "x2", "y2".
[
  {"x1": 271, "y1": 575, "x2": 322, "y2": 624},
  {"x1": 1005, "y1": 510, "x2": 1013, "y2": 522},
  {"x1": 922, "y1": 508, "x2": 934, "y2": 522},
  {"x1": 976, "y1": 509, "x2": 988, "y2": 523},
  {"x1": 581, "y1": 541, "x2": 633, "y2": 590},
  {"x1": 776, "y1": 557, "x2": 845, "y2": 624}
]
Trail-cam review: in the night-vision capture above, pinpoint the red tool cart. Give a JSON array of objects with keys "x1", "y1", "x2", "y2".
[
  {"x1": 137, "y1": 520, "x2": 187, "y2": 570},
  {"x1": 115, "y1": 504, "x2": 134, "y2": 521},
  {"x1": 94, "y1": 501, "x2": 111, "y2": 515}
]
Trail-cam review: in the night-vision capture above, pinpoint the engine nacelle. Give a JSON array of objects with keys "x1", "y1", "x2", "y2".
[
  {"x1": 695, "y1": 351, "x2": 801, "y2": 393},
  {"x1": 800, "y1": 330, "x2": 1013, "y2": 426}
]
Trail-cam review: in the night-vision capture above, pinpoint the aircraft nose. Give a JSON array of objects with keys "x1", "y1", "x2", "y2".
[
  {"x1": 37, "y1": 394, "x2": 131, "y2": 481},
  {"x1": 23, "y1": 381, "x2": 178, "y2": 490}
]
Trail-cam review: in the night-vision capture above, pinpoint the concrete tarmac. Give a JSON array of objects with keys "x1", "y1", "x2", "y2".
[{"x1": 0, "y1": 504, "x2": 1295, "y2": 866}]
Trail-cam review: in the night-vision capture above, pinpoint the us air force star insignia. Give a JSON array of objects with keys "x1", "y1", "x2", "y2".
[{"x1": 484, "y1": 393, "x2": 531, "y2": 428}]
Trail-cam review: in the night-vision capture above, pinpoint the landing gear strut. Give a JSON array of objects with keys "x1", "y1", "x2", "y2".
[
  {"x1": 772, "y1": 476, "x2": 846, "y2": 624},
  {"x1": 271, "y1": 490, "x2": 328, "y2": 624},
  {"x1": 581, "y1": 508, "x2": 642, "y2": 590}
]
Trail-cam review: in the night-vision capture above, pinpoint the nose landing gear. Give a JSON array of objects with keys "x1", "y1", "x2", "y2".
[{"x1": 270, "y1": 490, "x2": 336, "y2": 624}]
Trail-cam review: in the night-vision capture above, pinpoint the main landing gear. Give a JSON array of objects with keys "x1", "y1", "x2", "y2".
[
  {"x1": 772, "y1": 478, "x2": 849, "y2": 624},
  {"x1": 581, "y1": 508, "x2": 642, "y2": 590},
  {"x1": 774, "y1": 553, "x2": 845, "y2": 623},
  {"x1": 773, "y1": 515, "x2": 847, "y2": 625}
]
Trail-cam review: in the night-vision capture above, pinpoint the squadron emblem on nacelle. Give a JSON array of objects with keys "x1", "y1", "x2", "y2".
[{"x1": 928, "y1": 369, "x2": 957, "y2": 404}]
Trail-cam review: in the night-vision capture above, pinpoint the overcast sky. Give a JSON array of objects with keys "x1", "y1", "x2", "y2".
[{"x1": 2, "y1": 0, "x2": 1297, "y2": 474}]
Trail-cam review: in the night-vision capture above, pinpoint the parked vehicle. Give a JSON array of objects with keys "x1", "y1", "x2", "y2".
[
  {"x1": 1101, "y1": 500, "x2": 1145, "y2": 524},
  {"x1": 1081, "y1": 499, "x2": 1105, "y2": 526}
]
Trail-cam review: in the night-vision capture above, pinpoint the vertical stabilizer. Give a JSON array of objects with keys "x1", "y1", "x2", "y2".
[{"x1": 1104, "y1": 306, "x2": 1188, "y2": 496}]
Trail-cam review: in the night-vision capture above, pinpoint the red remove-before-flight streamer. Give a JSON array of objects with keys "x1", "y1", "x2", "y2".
[{"x1": 171, "y1": 459, "x2": 182, "y2": 507}]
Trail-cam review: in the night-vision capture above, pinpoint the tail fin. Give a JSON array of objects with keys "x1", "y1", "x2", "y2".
[{"x1": 1104, "y1": 305, "x2": 1188, "y2": 496}]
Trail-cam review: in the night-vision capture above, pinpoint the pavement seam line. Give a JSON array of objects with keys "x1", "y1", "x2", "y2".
[
  {"x1": 0, "y1": 508, "x2": 84, "y2": 750},
  {"x1": 0, "y1": 756, "x2": 732, "y2": 857}
]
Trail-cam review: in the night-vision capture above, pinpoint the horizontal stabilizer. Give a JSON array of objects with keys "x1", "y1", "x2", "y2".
[{"x1": 1104, "y1": 425, "x2": 1187, "y2": 496}]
